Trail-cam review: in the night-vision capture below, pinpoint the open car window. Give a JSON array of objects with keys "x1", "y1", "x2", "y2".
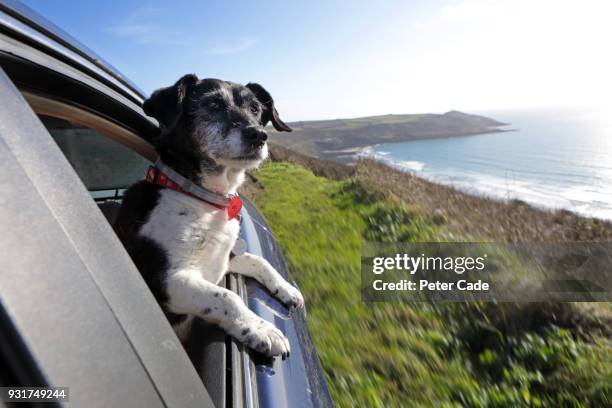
[{"x1": 39, "y1": 114, "x2": 151, "y2": 195}]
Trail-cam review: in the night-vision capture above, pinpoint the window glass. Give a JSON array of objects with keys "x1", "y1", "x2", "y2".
[{"x1": 39, "y1": 115, "x2": 150, "y2": 191}]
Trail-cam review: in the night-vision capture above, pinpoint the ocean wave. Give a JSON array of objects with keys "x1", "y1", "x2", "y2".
[
  {"x1": 440, "y1": 174, "x2": 612, "y2": 221},
  {"x1": 561, "y1": 185, "x2": 612, "y2": 204},
  {"x1": 395, "y1": 160, "x2": 426, "y2": 172},
  {"x1": 365, "y1": 151, "x2": 612, "y2": 221},
  {"x1": 358, "y1": 147, "x2": 426, "y2": 172}
]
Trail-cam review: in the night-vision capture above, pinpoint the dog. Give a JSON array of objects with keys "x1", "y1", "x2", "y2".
[{"x1": 115, "y1": 74, "x2": 303, "y2": 358}]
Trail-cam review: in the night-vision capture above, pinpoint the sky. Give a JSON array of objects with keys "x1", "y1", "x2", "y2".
[{"x1": 22, "y1": 0, "x2": 612, "y2": 121}]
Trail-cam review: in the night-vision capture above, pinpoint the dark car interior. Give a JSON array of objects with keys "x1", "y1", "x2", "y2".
[{"x1": 39, "y1": 115, "x2": 145, "y2": 223}]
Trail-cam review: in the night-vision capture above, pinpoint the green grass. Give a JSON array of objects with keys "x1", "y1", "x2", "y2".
[{"x1": 251, "y1": 161, "x2": 612, "y2": 407}]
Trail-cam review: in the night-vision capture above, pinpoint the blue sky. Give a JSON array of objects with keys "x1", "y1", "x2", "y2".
[{"x1": 22, "y1": 1, "x2": 612, "y2": 121}]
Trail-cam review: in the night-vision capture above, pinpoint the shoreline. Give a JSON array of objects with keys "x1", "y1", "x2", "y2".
[
  {"x1": 266, "y1": 143, "x2": 612, "y2": 240},
  {"x1": 389, "y1": 162, "x2": 612, "y2": 222},
  {"x1": 315, "y1": 131, "x2": 611, "y2": 222},
  {"x1": 359, "y1": 150, "x2": 612, "y2": 223}
]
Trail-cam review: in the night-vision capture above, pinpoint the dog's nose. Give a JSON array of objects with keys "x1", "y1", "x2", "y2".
[{"x1": 243, "y1": 127, "x2": 268, "y2": 146}]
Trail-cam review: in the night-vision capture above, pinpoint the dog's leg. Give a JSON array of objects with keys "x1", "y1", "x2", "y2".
[
  {"x1": 229, "y1": 253, "x2": 304, "y2": 309},
  {"x1": 166, "y1": 270, "x2": 290, "y2": 357}
]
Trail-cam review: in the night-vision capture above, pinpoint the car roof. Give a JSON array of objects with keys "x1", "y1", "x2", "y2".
[{"x1": 0, "y1": 0, "x2": 146, "y2": 102}]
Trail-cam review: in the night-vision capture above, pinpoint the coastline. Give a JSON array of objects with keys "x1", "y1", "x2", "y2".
[
  {"x1": 366, "y1": 152, "x2": 612, "y2": 222},
  {"x1": 353, "y1": 136, "x2": 612, "y2": 222},
  {"x1": 266, "y1": 143, "x2": 612, "y2": 238}
]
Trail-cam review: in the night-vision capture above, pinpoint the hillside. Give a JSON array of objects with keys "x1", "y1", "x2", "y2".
[
  {"x1": 241, "y1": 145, "x2": 612, "y2": 407},
  {"x1": 269, "y1": 110, "x2": 508, "y2": 163}
]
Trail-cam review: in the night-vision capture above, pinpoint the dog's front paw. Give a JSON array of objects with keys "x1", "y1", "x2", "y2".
[
  {"x1": 239, "y1": 319, "x2": 290, "y2": 358},
  {"x1": 274, "y1": 282, "x2": 304, "y2": 309}
]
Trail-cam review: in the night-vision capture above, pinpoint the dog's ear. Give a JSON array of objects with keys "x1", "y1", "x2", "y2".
[
  {"x1": 246, "y1": 83, "x2": 292, "y2": 132},
  {"x1": 143, "y1": 74, "x2": 199, "y2": 132}
]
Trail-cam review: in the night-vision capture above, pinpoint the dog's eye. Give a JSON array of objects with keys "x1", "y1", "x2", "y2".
[
  {"x1": 207, "y1": 101, "x2": 222, "y2": 110},
  {"x1": 249, "y1": 104, "x2": 259, "y2": 114}
]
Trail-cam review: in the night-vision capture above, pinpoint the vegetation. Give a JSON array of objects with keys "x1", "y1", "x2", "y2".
[{"x1": 245, "y1": 156, "x2": 612, "y2": 407}]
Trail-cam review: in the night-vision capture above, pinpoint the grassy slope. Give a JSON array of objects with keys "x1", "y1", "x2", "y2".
[{"x1": 248, "y1": 161, "x2": 611, "y2": 407}]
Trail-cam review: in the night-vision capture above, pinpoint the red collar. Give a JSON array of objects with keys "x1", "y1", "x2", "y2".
[{"x1": 145, "y1": 166, "x2": 242, "y2": 221}]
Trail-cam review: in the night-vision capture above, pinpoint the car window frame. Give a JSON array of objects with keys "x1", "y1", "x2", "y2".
[
  {"x1": 24, "y1": 92, "x2": 156, "y2": 162},
  {"x1": 29, "y1": 94, "x2": 156, "y2": 192}
]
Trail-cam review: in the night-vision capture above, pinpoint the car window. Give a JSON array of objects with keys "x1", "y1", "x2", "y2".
[{"x1": 38, "y1": 114, "x2": 151, "y2": 193}]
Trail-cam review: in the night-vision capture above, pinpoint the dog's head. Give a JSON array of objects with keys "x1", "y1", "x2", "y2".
[{"x1": 143, "y1": 74, "x2": 291, "y2": 170}]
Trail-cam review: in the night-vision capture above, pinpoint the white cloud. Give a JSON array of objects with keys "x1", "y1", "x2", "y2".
[{"x1": 411, "y1": 20, "x2": 426, "y2": 31}]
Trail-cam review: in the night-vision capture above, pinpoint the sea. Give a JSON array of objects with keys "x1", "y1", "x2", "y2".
[{"x1": 360, "y1": 108, "x2": 612, "y2": 220}]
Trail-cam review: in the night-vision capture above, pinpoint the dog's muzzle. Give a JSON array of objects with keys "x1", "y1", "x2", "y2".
[{"x1": 243, "y1": 127, "x2": 268, "y2": 147}]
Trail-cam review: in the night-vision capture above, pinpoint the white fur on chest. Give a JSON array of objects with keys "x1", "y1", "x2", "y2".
[{"x1": 139, "y1": 189, "x2": 240, "y2": 284}]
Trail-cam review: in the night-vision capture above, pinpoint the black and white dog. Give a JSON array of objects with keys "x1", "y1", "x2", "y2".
[{"x1": 115, "y1": 74, "x2": 303, "y2": 358}]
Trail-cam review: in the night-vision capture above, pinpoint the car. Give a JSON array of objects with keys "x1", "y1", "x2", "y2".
[{"x1": 0, "y1": 1, "x2": 333, "y2": 407}]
